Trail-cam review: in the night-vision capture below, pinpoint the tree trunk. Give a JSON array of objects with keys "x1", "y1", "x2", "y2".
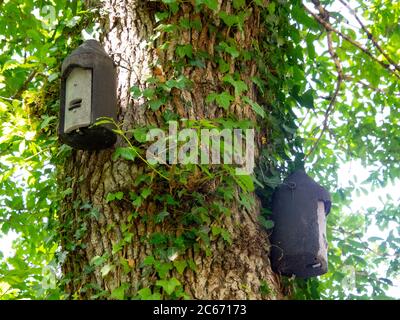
[{"x1": 59, "y1": 0, "x2": 284, "y2": 299}]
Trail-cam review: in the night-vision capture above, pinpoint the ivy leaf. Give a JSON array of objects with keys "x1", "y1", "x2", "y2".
[
  {"x1": 223, "y1": 74, "x2": 248, "y2": 96},
  {"x1": 235, "y1": 174, "x2": 255, "y2": 192},
  {"x1": 218, "y1": 58, "x2": 230, "y2": 73},
  {"x1": 149, "y1": 99, "x2": 165, "y2": 111},
  {"x1": 115, "y1": 192, "x2": 124, "y2": 200},
  {"x1": 110, "y1": 283, "x2": 129, "y2": 300},
  {"x1": 141, "y1": 187, "x2": 152, "y2": 199},
  {"x1": 219, "y1": 12, "x2": 239, "y2": 27},
  {"x1": 106, "y1": 192, "x2": 124, "y2": 203},
  {"x1": 138, "y1": 287, "x2": 151, "y2": 299},
  {"x1": 176, "y1": 44, "x2": 193, "y2": 58},
  {"x1": 211, "y1": 226, "x2": 221, "y2": 236},
  {"x1": 206, "y1": 90, "x2": 234, "y2": 110},
  {"x1": 243, "y1": 96, "x2": 265, "y2": 118},
  {"x1": 206, "y1": 92, "x2": 218, "y2": 103},
  {"x1": 259, "y1": 216, "x2": 275, "y2": 230},
  {"x1": 219, "y1": 41, "x2": 240, "y2": 58},
  {"x1": 100, "y1": 264, "x2": 113, "y2": 278},
  {"x1": 112, "y1": 147, "x2": 137, "y2": 162},
  {"x1": 90, "y1": 255, "x2": 106, "y2": 267},
  {"x1": 154, "y1": 262, "x2": 173, "y2": 278},
  {"x1": 165, "y1": 75, "x2": 190, "y2": 90},
  {"x1": 143, "y1": 88, "x2": 155, "y2": 99},
  {"x1": 220, "y1": 229, "x2": 232, "y2": 244},
  {"x1": 299, "y1": 89, "x2": 314, "y2": 109},
  {"x1": 130, "y1": 86, "x2": 142, "y2": 98},
  {"x1": 155, "y1": 211, "x2": 170, "y2": 223},
  {"x1": 132, "y1": 127, "x2": 148, "y2": 143},
  {"x1": 216, "y1": 92, "x2": 234, "y2": 110},
  {"x1": 197, "y1": 0, "x2": 218, "y2": 12},
  {"x1": 173, "y1": 260, "x2": 187, "y2": 275},
  {"x1": 156, "y1": 277, "x2": 181, "y2": 295},
  {"x1": 143, "y1": 255, "x2": 155, "y2": 266},
  {"x1": 132, "y1": 196, "x2": 142, "y2": 208},
  {"x1": 155, "y1": 11, "x2": 169, "y2": 22},
  {"x1": 233, "y1": 0, "x2": 245, "y2": 9},
  {"x1": 138, "y1": 287, "x2": 162, "y2": 300}
]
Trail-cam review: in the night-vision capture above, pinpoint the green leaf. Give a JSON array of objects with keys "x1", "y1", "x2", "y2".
[
  {"x1": 138, "y1": 287, "x2": 152, "y2": 299},
  {"x1": 179, "y1": 17, "x2": 191, "y2": 29},
  {"x1": 254, "y1": 0, "x2": 267, "y2": 7},
  {"x1": 132, "y1": 196, "x2": 142, "y2": 208},
  {"x1": 155, "y1": 211, "x2": 170, "y2": 223},
  {"x1": 138, "y1": 288, "x2": 162, "y2": 300},
  {"x1": 110, "y1": 283, "x2": 129, "y2": 300},
  {"x1": 220, "y1": 229, "x2": 232, "y2": 245},
  {"x1": 219, "y1": 12, "x2": 239, "y2": 27},
  {"x1": 259, "y1": 216, "x2": 275, "y2": 229},
  {"x1": 211, "y1": 226, "x2": 221, "y2": 236},
  {"x1": 299, "y1": 89, "x2": 314, "y2": 109},
  {"x1": 143, "y1": 255, "x2": 155, "y2": 266},
  {"x1": 106, "y1": 193, "x2": 115, "y2": 203},
  {"x1": 223, "y1": 74, "x2": 248, "y2": 96},
  {"x1": 141, "y1": 187, "x2": 152, "y2": 199},
  {"x1": 243, "y1": 96, "x2": 265, "y2": 118},
  {"x1": 155, "y1": 11, "x2": 169, "y2": 22},
  {"x1": 206, "y1": 92, "x2": 218, "y2": 103},
  {"x1": 198, "y1": 0, "x2": 218, "y2": 11},
  {"x1": 218, "y1": 58, "x2": 230, "y2": 73},
  {"x1": 267, "y1": 2, "x2": 276, "y2": 13},
  {"x1": 101, "y1": 264, "x2": 113, "y2": 277},
  {"x1": 216, "y1": 92, "x2": 234, "y2": 110},
  {"x1": 106, "y1": 192, "x2": 124, "y2": 203},
  {"x1": 219, "y1": 41, "x2": 240, "y2": 58},
  {"x1": 173, "y1": 260, "x2": 187, "y2": 275},
  {"x1": 149, "y1": 99, "x2": 165, "y2": 111},
  {"x1": 233, "y1": 0, "x2": 245, "y2": 9},
  {"x1": 306, "y1": 34, "x2": 316, "y2": 60},
  {"x1": 39, "y1": 115, "x2": 57, "y2": 130},
  {"x1": 234, "y1": 174, "x2": 255, "y2": 192},
  {"x1": 156, "y1": 277, "x2": 181, "y2": 295},
  {"x1": 130, "y1": 86, "x2": 142, "y2": 98},
  {"x1": 176, "y1": 44, "x2": 193, "y2": 58},
  {"x1": 165, "y1": 75, "x2": 191, "y2": 90},
  {"x1": 132, "y1": 127, "x2": 148, "y2": 143},
  {"x1": 143, "y1": 88, "x2": 155, "y2": 99},
  {"x1": 155, "y1": 262, "x2": 173, "y2": 278},
  {"x1": 112, "y1": 147, "x2": 137, "y2": 162},
  {"x1": 90, "y1": 255, "x2": 106, "y2": 267}
]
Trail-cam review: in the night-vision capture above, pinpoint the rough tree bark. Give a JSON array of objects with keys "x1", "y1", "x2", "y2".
[{"x1": 59, "y1": 0, "x2": 284, "y2": 299}]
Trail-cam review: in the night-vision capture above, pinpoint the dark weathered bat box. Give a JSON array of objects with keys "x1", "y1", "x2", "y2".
[
  {"x1": 59, "y1": 40, "x2": 117, "y2": 150},
  {"x1": 270, "y1": 170, "x2": 331, "y2": 278}
]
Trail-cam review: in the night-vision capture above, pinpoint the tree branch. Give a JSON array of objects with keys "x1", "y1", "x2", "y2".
[
  {"x1": 11, "y1": 69, "x2": 37, "y2": 100},
  {"x1": 338, "y1": 0, "x2": 400, "y2": 75},
  {"x1": 343, "y1": 74, "x2": 400, "y2": 97},
  {"x1": 305, "y1": 30, "x2": 343, "y2": 161},
  {"x1": 303, "y1": 2, "x2": 400, "y2": 80}
]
